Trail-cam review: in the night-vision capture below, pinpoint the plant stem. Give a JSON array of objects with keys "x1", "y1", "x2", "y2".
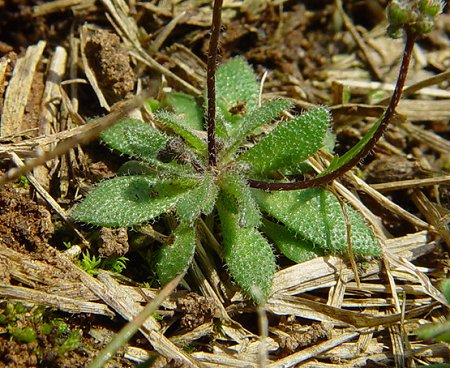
[
  {"x1": 207, "y1": 0, "x2": 223, "y2": 168},
  {"x1": 248, "y1": 29, "x2": 417, "y2": 191}
]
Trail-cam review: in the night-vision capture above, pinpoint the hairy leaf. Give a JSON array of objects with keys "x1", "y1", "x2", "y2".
[
  {"x1": 100, "y1": 118, "x2": 168, "y2": 162},
  {"x1": 117, "y1": 161, "x2": 155, "y2": 176},
  {"x1": 217, "y1": 195, "x2": 276, "y2": 303},
  {"x1": 261, "y1": 219, "x2": 322, "y2": 263},
  {"x1": 234, "y1": 99, "x2": 292, "y2": 142},
  {"x1": 216, "y1": 57, "x2": 259, "y2": 112},
  {"x1": 215, "y1": 57, "x2": 259, "y2": 122},
  {"x1": 219, "y1": 172, "x2": 260, "y2": 228},
  {"x1": 72, "y1": 176, "x2": 194, "y2": 227},
  {"x1": 156, "y1": 225, "x2": 197, "y2": 285},
  {"x1": 323, "y1": 114, "x2": 382, "y2": 175},
  {"x1": 176, "y1": 173, "x2": 218, "y2": 224},
  {"x1": 254, "y1": 187, "x2": 380, "y2": 257},
  {"x1": 222, "y1": 99, "x2": 292, "y2": 161},
  {"x1": 162, "y1": 92, "x2": 204, "y2": 130},
  {"x1": 238, "y1": 106, "x2": 331, "y2": 175},
  {"x1": 156, "y1": 111, "x2": 206, "y2": 153}
]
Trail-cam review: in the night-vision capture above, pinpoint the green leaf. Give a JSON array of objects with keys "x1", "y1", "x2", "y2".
[
  {"x1": 118, "y1": 158, "x2": 195, "y2": 177},
  {"x1": 156, "y1": 225, "x2": 196, "y2": 285},
  {"x1": 254, "y1": 187, "x2": 380, "y2": 257},
  {"x1": 234, "y1": 99, "x2": 292, "y2": 142},
  {"x1": 222, "y1": 99, "x2": 292, "y2": 161},
  {"x1": 217, "y1": 195, "x2": 276, "y2": 303},
  {"x1": 176, "y1": 173, "x2": 218, "y2": 224},
  {"x1": 219, "y1": 172, "x2": 261, "y2": 228},
  {"x1": 213, "y1": 57, "x2": 259, "y2": 139},
  {"x1": 238, "y1": 106, "x2": 331, "y2": 175},
  {"x1": 162, "y1": 92, "x2": 204, "y2": 130},
  {"x1": 216, "y1": 57, "x2": 259, "y2": 117},
  {"x1": 100, "y1": 118, "x2": 168, "y2": 163},
  {"x1": 261, "y1": 219, "x2": 321, "y2": 263},
  {"x1": 213, "y1": 115, "x2": 231, "y2": 140},
  {"x1": 72, "y1": 175, "x2": 194, "y2": 227},
  {"x1": 417, "y1": 320, "x2": 450, "y2": 343},
  {"x1": 117, "y1": 161, "x2": 155, "y2": 176},
  {"x1": 9, "y1": 326, "x2": 37, "y2": 343},
  {"x1": 323, "y1": 114, "x2": 382, "y2": 175},
  {"x1": 279, "y1": 162, "x2": 313, "y2": 176},
  {"x1": 156, "y1": 111, "x2": 206, "y2": 153},
  {"x1": 441, "y1": 279, "x2": 450, "y2": 305}
]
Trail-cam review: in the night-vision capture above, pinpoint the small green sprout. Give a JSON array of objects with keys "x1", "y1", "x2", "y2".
[
  {"x1": 58, "y1": 330, "x2": 81, "y2": 355},
  {"x1": 0, "y1": 303, "x2": 81, "y2": 359},
  {"x1": 101, "y1": 256, "x2": 129, "y2": 274},
  {"x1": 79, "y1": 250, "x2": 102, "y2": 275},
  {"x1": 62, "y1": 241, "x2": 73, "y2": 249},
  {"x1": 151, "y1": 312, "x2": 164, "y2": 322},
  {"x1": 78, "y1": 250, "x2": 128, "y2": 275},
  {"x1": 9, "y1": 326, "x2": 38, "y2": 343},
  {"x1": 17, "y1": 175, "x2": 30, "y2": 189}
]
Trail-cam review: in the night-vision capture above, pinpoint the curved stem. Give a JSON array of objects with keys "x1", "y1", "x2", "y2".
[
  {"x1": 207, "y1": 0, "x2": 223, "y2": 168},
  {"x1": 248, "y1": 29, "x2": 417, "y2": 191}
]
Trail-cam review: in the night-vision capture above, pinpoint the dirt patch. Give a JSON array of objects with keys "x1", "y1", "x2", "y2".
[
  {"x1": 0, "y1": 339, "x2": 39, "y2": 368},
  {"x1": 98, "y1": 227, "x2": 129, "y2": 258},
  {"x1": 0, "y1": 184, "x2": 54, "y2": 253},
  {"x1": 177, "y1": 293, "x2": 219, "y2": 330},
  {"x1": 277, "y1": 320, "x2": 330, "y2": 356},
  {"x1": 84, "y1": 30, "x2": 135, "y2": 102}
]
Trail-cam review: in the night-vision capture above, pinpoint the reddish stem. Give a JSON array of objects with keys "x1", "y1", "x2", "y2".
[
  {"x1": 206, "y1": 0, "x2": 223, "y2": 168},
  {"x1": 248, "y1": 29, "x2": 417, "y2": 191}
]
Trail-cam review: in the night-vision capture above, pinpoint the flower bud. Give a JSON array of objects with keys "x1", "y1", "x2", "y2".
[
  {"x1": 386, "y1": 0, "x2": 445, "y2": 38},
  {"x1": 419, "y1": 0, "x2": 445, "y2": 17}
]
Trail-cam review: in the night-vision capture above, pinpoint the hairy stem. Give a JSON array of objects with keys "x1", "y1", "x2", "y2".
[
  {"x1": 248, "y1": 29, "x2": 417, "y2": 191},
  {"x1": 207, "y1": 0, "x2": 223, "y2": 168}
]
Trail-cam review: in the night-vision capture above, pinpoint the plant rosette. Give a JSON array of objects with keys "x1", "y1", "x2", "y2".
[{"x1": 72, "y1": 57, "x2": 380, "y2": 303}]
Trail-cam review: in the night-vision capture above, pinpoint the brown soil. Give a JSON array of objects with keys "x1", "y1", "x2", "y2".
[{"x1": 1, "y1": 0, "x2": 450, "y2": 367}]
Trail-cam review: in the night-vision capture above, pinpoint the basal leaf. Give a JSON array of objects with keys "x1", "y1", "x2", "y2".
[
  {"x1": 72, "y1": 175, "x2": 194, "y2": 227},
  {"x1": 217, "y1": 195, "x2": 276, "y2": 303},
  {"x1": 117, "y1": 161, "x2": 155, "y2": 176},
  {"x1": 254, "y1": 187, "x2": 380, "y2": 257},
  {"x1": 219, "y1": 172, "x2": 260, "y2": 228},
  {"x1": 156, "y1": 225, "x2": 197, "y2": 285},
  {"x1": 100, "y1": 118, "x2": 168, "y2": 163},
  {"x1": 238, "y1": 106, "x2": 331, "y2": 175},
  {"x1": 234, "y1": 99, "x2": 292, "y2": 143},
  {"x1": 156, "y1": 111, "x2": 206, "y2": 153},
  {"x1": 442, "y1": 279, "x2": 450, "y2": 305},
  {"x1": 214, "y1": 114, "x2": 231, "y2": 140},
  {"x1": 222, "y1": 99, "x2": 292, "y2": 161},
  {"x1": 216, "y1": 57, "x2": 259, "y2": 120},
  {"x1": 162, "y1": 92, "x2": 204, "y2": 130},
  {"x1": 261, "y1": 219, "x2": 322, "y2": 263},
  {"x1": 279, "y1": 162, "x2": 313, "y2": 176},
  {"x1": 176, "y1": 172, "x2": 218, "y2": 224},
  {"x1": 323, "y1": 114, "x2": 382, "y2": 175},
  {"x1": 417, "y1": 320, "x2": 450, "y2": 343}
]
